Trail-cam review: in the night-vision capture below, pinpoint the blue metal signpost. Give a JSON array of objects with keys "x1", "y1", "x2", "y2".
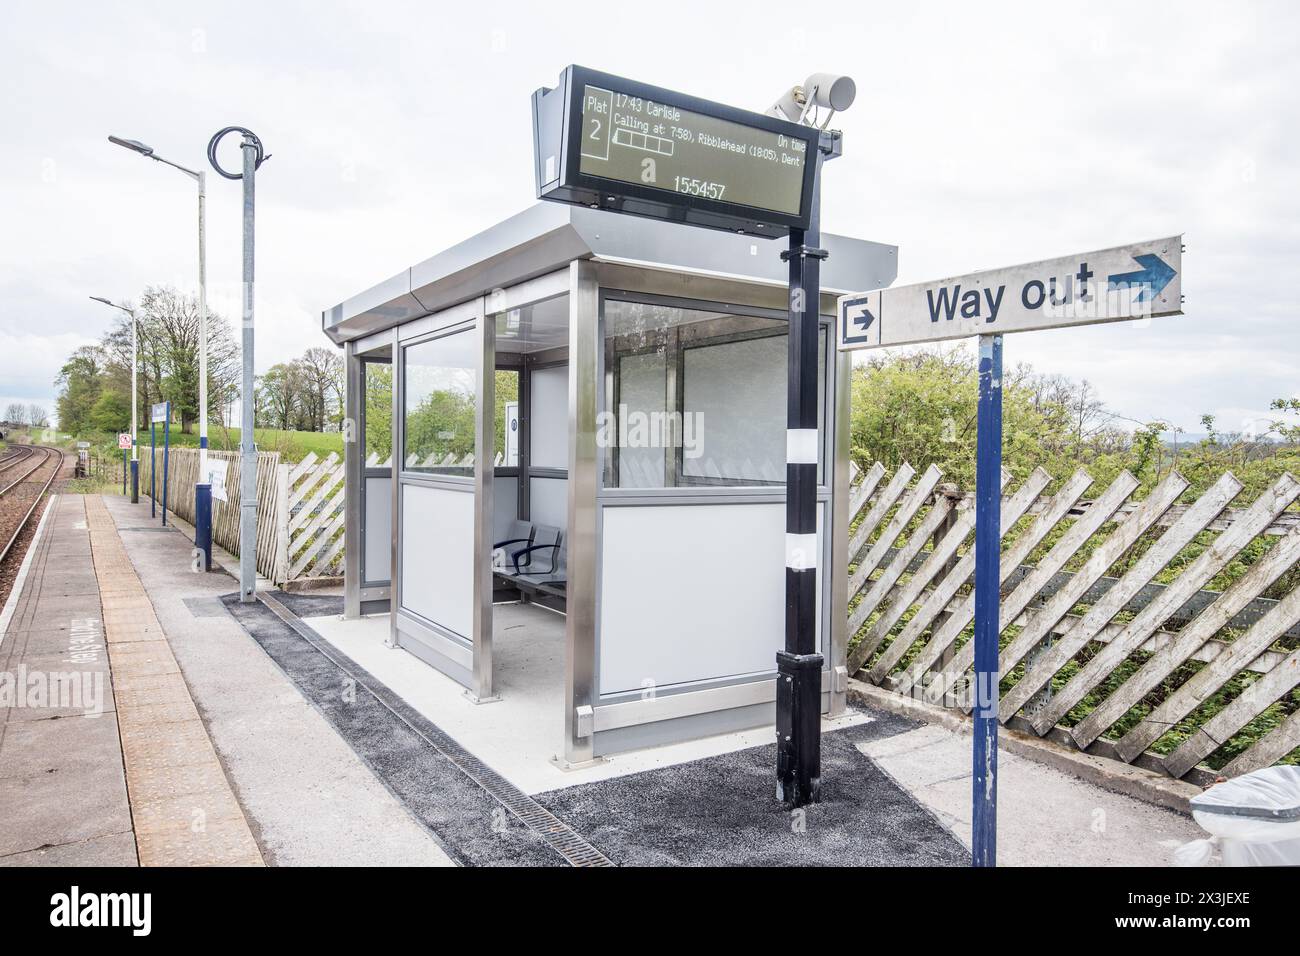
[
  {"x1": 972, "y1": 334, "x2": 1003, "y2": 867},
  {"x1": 149, "y1": 415, "x2": 156, "y2": 518},
  {"x1": 838, "y1": 236, "x2": 1183, "y2": 866},
  {"x1": 150, "y1": 402, "x2": 169, "y2": 522},
  {"x1": 161, "y1": 400, "x2": 171, "y2": 526}
]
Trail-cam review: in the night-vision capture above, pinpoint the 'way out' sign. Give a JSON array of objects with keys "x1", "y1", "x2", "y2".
[{"x1": 839, "y1": 235, "x2": 1182, "y2": 350}]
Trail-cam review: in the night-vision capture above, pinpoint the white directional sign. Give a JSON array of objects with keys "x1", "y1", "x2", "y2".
[{"x1": 839, "y1": 235, "x2": 1182, "y2": 351}]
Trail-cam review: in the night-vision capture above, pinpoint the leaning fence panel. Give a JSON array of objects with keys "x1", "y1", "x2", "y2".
[{"x1": 847, "y1": 461, "x2": 1300, "y2": 785}]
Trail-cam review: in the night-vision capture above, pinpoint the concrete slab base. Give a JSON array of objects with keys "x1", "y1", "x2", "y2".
[
  {"x1": 857, "y1": 723, "x2": 1203, "y2": 865},
  {"x1": 305, "y1": 605, "x2": 871, "y2": 795}
]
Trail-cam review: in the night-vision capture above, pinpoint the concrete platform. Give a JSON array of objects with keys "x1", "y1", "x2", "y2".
[
  {"x1": 0, "y1": 496, "x2": 134, "y2": 865},
  {"x1": 858, "y1": 723, "x2": 1203, "y2": 865},
  {"x1": 1, "y1": 492, "x2": 454, "y2": 867},
  {"x1": 99, "y1": 494, "x2": 453, "y2": 867}
]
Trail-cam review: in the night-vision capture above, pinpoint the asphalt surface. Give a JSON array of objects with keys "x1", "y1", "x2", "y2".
[
  {"x1": 272, "y1": 591, "x2": 343, "y2": 618},
  {"x1": 538, "y1": 710, "x2": 969, "y2": 866}
]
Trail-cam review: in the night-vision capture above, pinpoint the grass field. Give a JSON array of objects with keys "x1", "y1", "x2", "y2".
[
  {"x1": 163, "y1": 427, "x2": 344, "y2": 462},
  {"x1": 68, "y1": 426, "x2": 343, "y2": 464}
]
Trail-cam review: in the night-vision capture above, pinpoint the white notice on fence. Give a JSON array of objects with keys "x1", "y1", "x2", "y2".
[{"x1": 207, "y1": 463, "x2": 228, "y2": 503}]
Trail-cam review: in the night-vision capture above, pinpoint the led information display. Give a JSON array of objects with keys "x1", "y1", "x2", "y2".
[
  {"x1": 532, "y1": 66, "x2": 820, "y2": 235},
  {"x1": 577, "y1": 85, "x2": 807, "y2": 216}
]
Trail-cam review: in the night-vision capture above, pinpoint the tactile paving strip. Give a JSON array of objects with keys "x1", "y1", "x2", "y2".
[{"x1": 85, "y1": 496, "x2": 264, "y2": 867}]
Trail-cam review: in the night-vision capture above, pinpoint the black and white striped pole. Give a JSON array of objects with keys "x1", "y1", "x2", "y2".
[{"x1": 776, "y1": 134, "x2": 837, "y2": 807}]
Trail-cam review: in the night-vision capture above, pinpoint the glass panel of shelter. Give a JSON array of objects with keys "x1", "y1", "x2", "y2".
[
  {"x1": 402, "y1": 329, "x2": 478, "y2": 478},
  {"x1": 601, "y1": 295, "x2": 828, "y2": 489},
  {"x1": 360, "y1": 351, "x2": 393, "y2": 588},
  {"x1": 490, "y1": 296, "x2": 571, "y2": 611}
]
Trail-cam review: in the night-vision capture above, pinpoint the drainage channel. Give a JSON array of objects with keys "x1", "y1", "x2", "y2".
[{"x1": 255, "y1": 591, "x2": 613, "y2": 868}]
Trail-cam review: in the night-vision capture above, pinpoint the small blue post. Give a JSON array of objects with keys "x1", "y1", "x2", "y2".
[
  {"x1": 195, "y1": 432, "x2": 212, "y2": 572},
  {"x1": 972, "y1": 333, "x2": 1004, "y2": 868},
  {"x1": 122, "y1": 448, "x2": 127, "y2": 495},
  {"x1": 150, "y1": 420, "x2": 156, "y2": 519},
  {"x1": 161, "y1": 401, "x2": 170, "y2": 526},
  {"x1": 195, "y1": 482, "x2": 212, "y2": 571}
]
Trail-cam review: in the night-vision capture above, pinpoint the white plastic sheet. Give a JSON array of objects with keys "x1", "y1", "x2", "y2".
[{"x1": 1176, "y1": 766, "x2": 1300, "y2": 866}]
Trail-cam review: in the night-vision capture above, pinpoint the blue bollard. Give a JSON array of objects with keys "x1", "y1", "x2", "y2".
[{"x1": 194, "y1": 482, "x2": 213, "y2": 572}]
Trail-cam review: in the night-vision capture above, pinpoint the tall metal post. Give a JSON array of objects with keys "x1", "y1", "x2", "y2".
[
  {"x1": 161, "y1": 401, "x2": 170, "y2": 526},
  {"x1": 149, "y1": 418, "x2": 156, "y2": 518},
  {"x1": 130, "y1": 306, "x2": 139, "y2": 504},
  {"x1": 776, "y1": 142, "x2": 828, "y2": 807},
  {"x1": 195, "y1": 169, "x2": 212, "y2": 570},
  {"x1": 238, "y1": 135, "x2": 258, "y2": 602},
  {"x1": 972, "y1": 333, "x2": 1004, "y2": 866}
]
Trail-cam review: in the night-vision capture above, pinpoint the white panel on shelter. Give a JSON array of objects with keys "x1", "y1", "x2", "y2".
[
  {"x1": 617, "y1": 351, "x2": 667, "y2": 488},
  {"x1": 363, "y1": 476, "x2": 392, "y2": 583},
  {"x1": 401, "y1": 484, "x2": 474, "y2": 639},
  {"x1": 530, "y1": 364, "x2": 568, "y2": 469},
  {"x1": 682, "y1": 335, "x2": 785, "y2": 484},
  {"x1": 598, "y1": 502, "x2": 823, "y2": 695},
  {"x1": 529, "y1": 476, "x2": 568, "y2": 529},
  {"x1": 492, "y1": 476, "x2": 518, "y2": 542}
]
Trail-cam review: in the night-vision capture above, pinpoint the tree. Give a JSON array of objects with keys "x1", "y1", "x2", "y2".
[
  {"x1": 26, "y1": 404, "x2": 49, "y2": 428},
  {"x1": 55, "y1": 345, "x2": 106, "y2": 434},
  {"x1": 88, "y1": 389, "x2": 132, "y2": 433},
  {"x1": 297, "y1": 347, "x2": 344, "y2": 432},
  {"x1": 99, "y1": 287, "x2": 240, "y2": 433},
  {"x1": 256, "y1": 362, "x2": 305, "y2": 431},
  {"x1": 4, "y1": 402, "x2": 24, "y2": 424}
]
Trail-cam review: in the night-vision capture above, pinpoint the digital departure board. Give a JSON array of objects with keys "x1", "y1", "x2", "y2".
[{"x1": 532, "y1": 66, "x2": 821, "y2": 236}]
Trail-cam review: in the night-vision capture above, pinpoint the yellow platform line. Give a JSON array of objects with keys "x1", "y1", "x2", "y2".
[{"x1": 85, "y1": 496, "x2": 264, "y2": 867}]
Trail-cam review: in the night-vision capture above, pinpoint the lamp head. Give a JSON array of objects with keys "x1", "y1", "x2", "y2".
[{"x1": 108, "y1": 135, "x2": 154, "y2": 157}]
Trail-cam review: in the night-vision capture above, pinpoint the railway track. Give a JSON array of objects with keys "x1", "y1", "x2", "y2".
[
  {"x1": 0, "y1": 445, "x2": 64, "y2": 567},
  {"x1": 0, "y1": 443, "x2": 37, "y2": 478}
]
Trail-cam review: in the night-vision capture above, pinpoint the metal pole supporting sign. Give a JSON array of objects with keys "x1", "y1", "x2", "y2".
[
  {"x1": 972, "y1": 334, "x2": 1003, "y2": 867},
  {"x1": 149, "y1": 404, "x2": 160, "y2": 518},
  {"x1": 161, "y1": 400, "x2": 171, "y2": 526},
  {"x1": 208, "y1": 126, "x2": 270, "y2": 603},
  {"x1": 836, "y1": 235, "x2": 1185, "y2": 865},
  {"x1": 776, "y1": 138, "x2": 832, "y2": 808}
]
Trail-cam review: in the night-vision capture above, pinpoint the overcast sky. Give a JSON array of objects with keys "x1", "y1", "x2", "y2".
[{"x1": 2, "y1": 1, "x2": 1296, "y2": 434}]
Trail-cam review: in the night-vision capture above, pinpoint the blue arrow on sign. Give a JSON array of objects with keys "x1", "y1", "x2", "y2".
[
  {"x1": 1107, "y1": 253, "x2": 1176, "y2": 303},
  {"x1": 853, "y1": 305, "x2": 876, "y2": 334}
]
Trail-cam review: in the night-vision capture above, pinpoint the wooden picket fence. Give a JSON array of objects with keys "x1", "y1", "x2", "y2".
[
  {"x1": 138, "y1": 447, "x2": 509, "y2": 587},
  {"x1": 847, "y1": 460, "x2": 1300, "y2": 784},
  {"x1": 139, "y1": 447, "x2": 346, "y2": 586},
  {"x1": 139, "y1": 447, "x2": 282, "y2": 580}
]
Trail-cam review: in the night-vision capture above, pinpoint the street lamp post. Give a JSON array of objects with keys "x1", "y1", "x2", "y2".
[
  {"x1": 208, "y1": 126, "x2": 269, "y2": 603},
  {"x1": 108, "y1": 136, "x2": 212, "y2": 570},
  {"x1": 89, "y1": 296, "x2": 138, "y2": 503}
]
